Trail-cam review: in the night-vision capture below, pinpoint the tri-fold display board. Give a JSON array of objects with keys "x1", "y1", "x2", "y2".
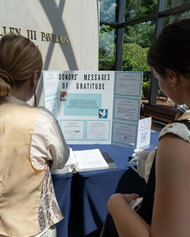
[{"x1": 43, "y1": 70, "x2": 151, "y2": 149}]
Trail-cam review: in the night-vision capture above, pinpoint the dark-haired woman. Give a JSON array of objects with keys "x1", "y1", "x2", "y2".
[{"x1": 108, "y1": 19, "x2": 190, "y2": 237}]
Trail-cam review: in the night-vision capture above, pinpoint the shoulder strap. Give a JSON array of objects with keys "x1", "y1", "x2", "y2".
[{"x1": 137, "y1": 150, "x2": 156, "y2": 224}]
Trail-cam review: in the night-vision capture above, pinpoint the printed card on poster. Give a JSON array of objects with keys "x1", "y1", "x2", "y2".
[{"x1": 111, "y1": 71, "x2": 143, "y2": 148}]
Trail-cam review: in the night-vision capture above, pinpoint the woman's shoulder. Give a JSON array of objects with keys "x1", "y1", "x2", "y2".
[
  {"x1": 37, "y1": 106, "x2": 57, "y2": 123},
  {"x1": 159, "y1": 111, "x2": 190, "y2": 143}
]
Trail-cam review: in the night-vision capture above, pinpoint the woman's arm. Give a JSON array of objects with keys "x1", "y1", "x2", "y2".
[
  {"x1": 108, "y1": 133, "x2": 190, "y2": 237},
  {"x1": 151, "y1": 134, "x2": 190, "y2": 237},
  {"x1": 108, "y1": 193, "x2": 150, "y2": 237},
  {"x1": 30, "y1": 107, "x2": 70, "y2": 170},
  {"x1": 47, "y1": 114, "x2": 70, "y2": 169}
]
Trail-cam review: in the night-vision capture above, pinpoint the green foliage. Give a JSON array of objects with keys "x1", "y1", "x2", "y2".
[
  {"x1": 167, "y1": 0, "x2": 190, "y2": 9},
  {"x1": 99, "y1": 25, "x2": 116, "y2": 70},
  {"x1": 99, "y1": 25, "x2": 116, "y2": 58},
  {"x1": 125, "y1": 22, "x2": 155, "y2": 48},
  {"x1": 100, "y1": 0, "x2": 117, "y2": 22},
  {"x1": 122, "y1": 43, "x2": 150, "y2": 80},
  {"x1": 99, "y1": 49, "x2": 115, "y2": 70},
  {"x1": 99, "y1": 42, "x2": 151, "y2": 98},
  {"x1": 142, "y1": 80, "x2": 150, "y2": 98},
  {"x1": 122, "y1": 43, "x2": 151, "y2": 98},
  {"x1": 125, "y1": 0, "x2": 157, "y2": 21},
  {"x1": 99, "y1": 0, "x2": 190, "y2": 100},
  {"x1": 99, "y1": 0, "x2": 157, "y2": 98}
]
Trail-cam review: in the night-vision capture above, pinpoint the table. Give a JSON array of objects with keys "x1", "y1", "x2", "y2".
[{"x1": 52, "y1": 132, "x2": 160, "y2": 237}]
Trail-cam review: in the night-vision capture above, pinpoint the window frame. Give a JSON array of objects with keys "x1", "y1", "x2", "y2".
[{"x1": 100, "y1": 0, "x2": 190, "y2": 104}]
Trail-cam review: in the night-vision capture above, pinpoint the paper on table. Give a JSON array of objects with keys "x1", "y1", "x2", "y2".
[
  {"x1": 74, "y1": 148, "x2": 109, "y2": 172},
  {"x1": 51, "y1": 148, "x2": 109, "y2": 174}
]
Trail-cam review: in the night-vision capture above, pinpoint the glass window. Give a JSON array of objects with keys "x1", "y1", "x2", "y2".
[
  {"x1": 99, "y1": 25, "x2": 116, "y2": 70},
  {"x1": 164, "y1": 9, "x2": 190, "y2": 25},
  {"x1": 125, "y1": 0, "x2": 157, "y2": 21},
  {"x1": 100, "y1": 0, "x2": 118, "y2": 22},
  {"x1": 166, "y1": 0, "x2": 190, "y2": 9},
  {"x1": 123, "y1": 21, "x2": 155, "y2": 104}
]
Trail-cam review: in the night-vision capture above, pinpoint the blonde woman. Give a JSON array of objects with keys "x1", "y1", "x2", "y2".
[{"x1": 0, "y1": 33, "x2": 70, "y2": 237}]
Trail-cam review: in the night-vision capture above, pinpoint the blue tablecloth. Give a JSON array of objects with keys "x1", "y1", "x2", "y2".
[
  {"x1": 52, "y1": 173, "x2": 73, "y2": 237},
  {"x1": 53, "y1": 132, "x2": 160, "y2": 237}
]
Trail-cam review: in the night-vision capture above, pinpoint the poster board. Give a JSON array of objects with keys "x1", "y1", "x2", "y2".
[{"x1": 43, "y1": 70, "x2": 151, "y2": 148}]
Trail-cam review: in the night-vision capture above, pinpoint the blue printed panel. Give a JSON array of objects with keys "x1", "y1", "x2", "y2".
[{"x1": 64, "y1": 93, "x2": 102, "y2": 116}]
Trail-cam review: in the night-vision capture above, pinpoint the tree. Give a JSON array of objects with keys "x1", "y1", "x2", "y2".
[
  {"x1": 122, "y1": 43, "x2": 151, "y2": 98},
  {"x1": 122, "y1": 43, "x2": 149, "y2": 72},
  {"x1": 124, "y1": 21, "x2": 155, "y2": 48},
  {"x1": 125, "y1": 0, "x2": 157, "y2": 21},
  {"x1": 100, "y1": 0, "x2": 117, "y2": 22},
  {"x1": 99, "y1": 25, "x2": 116, "y2": 70}
]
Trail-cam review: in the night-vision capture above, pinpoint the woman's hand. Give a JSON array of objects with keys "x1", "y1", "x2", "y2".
[
  {"x1": 107, "y1": 193, "x2": 139, "y2": 215},
  {"x1": 107, "y1": 193, "x2": 150, "y2": 237},
  {"x1": 123, "y1": 193, "x2": 140, "y2": 204}
]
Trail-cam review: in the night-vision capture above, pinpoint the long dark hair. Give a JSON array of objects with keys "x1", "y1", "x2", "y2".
[{"x1": 147, "y1": 19, "x2": 190, "y2": 78}]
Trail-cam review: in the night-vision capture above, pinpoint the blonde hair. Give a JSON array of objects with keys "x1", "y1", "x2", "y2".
[{"x1": 0, "y1": 33, "x2": 43, "y2": 96}]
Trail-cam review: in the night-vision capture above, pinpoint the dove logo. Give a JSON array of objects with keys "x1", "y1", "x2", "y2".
[{"x1": 99, "y1": 109, "x2": 108, "y2": 119}]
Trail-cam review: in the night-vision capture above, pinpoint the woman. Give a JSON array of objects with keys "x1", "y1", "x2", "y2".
[
  {"x1": 0, "y1": 33, "x2": 70, "y2": 236},
  {"x1": 107, "y1": 19, "x2": 190, "y2": 236}
]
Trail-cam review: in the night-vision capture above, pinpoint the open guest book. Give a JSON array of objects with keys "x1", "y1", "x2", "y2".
[{"x1": 51, "y1": 148, "x2": 117, "y2": 174}]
